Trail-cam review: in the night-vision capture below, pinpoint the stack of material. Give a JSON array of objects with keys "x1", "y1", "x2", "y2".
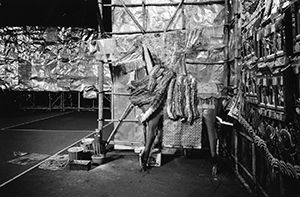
[
  {"x1": 128, "y1": 64, "x2": 175, "y2": 122},
  {"x1": 166, "y1": 74, "x2": 200, "y2": 124},
  {"x1": 128, "y1": 64, "x2": 201, "y2": 124}
]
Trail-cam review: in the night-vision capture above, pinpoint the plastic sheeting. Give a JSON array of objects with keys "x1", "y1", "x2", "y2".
[{"x1": 0, "y1": 27, "x2": 112, "y2": 92}]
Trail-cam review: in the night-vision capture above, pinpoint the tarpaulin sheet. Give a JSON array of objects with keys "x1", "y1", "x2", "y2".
[{"x1": 0, "y1": 27, "x2": 112, "y2": 92}]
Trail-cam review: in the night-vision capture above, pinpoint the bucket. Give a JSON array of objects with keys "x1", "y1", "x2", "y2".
[
  {"x1": 91, "y1": 154, "x2": 104, "y2": 165},
  {"x1": 68, "y1": 147, "x2": 84, "y2": 161},
  {"x1": 80, "y1": 138, "x2": 94, "y2": 151}
]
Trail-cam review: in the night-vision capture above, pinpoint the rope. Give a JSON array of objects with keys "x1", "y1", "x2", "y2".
[{"x1": 238, "y1": 115, "x2": 300, "y2": 180}]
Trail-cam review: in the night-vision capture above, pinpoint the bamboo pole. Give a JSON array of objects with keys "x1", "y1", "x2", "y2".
[
  {"x1": 96, "y1": 0, "x2": 106, "y2": 36},
  {"x1": 234, "y1": 0, "x2": 240, "y2": 88},
  {"x1": 234, "y1": 127, "x2": 238, "y2": 173},
  {"x1": 142, "y1": 0, "x2": 146, "y2": 31},
  {"x1": 107, "y1": 25, "x2": 224, "y2": 35},
  {"x1": 48, "y1": 93, "x2": 51, "y2": 110},
  {"x1": 181, "y1": 0, "x2": 186, "y2": 30},
  {"x1": 96, "y1": 60, "x2": 104, "y2": 155},
  {"x1": 110, "y1": 0, "x2": 225, "y2": 7},
  {"x1": 78, "y1": 92, "x2": 80, "y2": 111},
  {"x1": 105, "y1": 103, "x2": 134, "y2": 146},
  {"x1": 252, "y1": 142, "x2": 257, "y2": 195},
  {"x1": 224, "y1": 0, "x2": 230, "y2": 86}
]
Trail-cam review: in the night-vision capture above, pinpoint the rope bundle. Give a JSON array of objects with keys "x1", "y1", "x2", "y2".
[{"x1": 238, "y1": 115, "x2": 300, "y2": 180}]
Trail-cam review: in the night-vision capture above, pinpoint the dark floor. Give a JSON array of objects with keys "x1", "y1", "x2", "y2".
[{"x1": 0, "y1": 110, "x2": 250, "y2": 197}]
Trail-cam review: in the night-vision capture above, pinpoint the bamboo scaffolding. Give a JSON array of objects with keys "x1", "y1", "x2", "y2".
[
  {"x1": 104, "y1": 0, "x2": 225, "y2": 7},
  {"x1": 105, "y1": 103, "x2": 135, "y2": 146},
  {"x1": 106, "y1": 25, "x2": 224, "y2": 35},
  {"x1": 102, "y1": 0, "x2": 228, "y2": 153}
]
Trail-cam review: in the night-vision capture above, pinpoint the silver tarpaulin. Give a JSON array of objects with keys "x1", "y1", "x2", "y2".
[
  {"x1": 112, "y1": 0, "x2": 224, "y2": 33},
  {"x1": 0, "y1": 27, "x2": 112, "y2": 92}
]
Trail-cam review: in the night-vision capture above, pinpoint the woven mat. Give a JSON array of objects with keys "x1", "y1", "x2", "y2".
[
  {"x1": 38, "y1": 154, "x2": 69, "y2": 171},
  {"x1": 8, "y1": 153, "x2": 49, "y2": 166},
  {"x1": 162, "y1": 115, "x2": 203, "y2": 149}
]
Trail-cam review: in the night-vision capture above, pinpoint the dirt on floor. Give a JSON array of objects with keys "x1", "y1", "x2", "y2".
[
  {"x1": 0, "y1": 110, "x2": 250, "y2": 197},
  {"x1": 0, "y1": 149, "x2": 250, "y2": 197}
]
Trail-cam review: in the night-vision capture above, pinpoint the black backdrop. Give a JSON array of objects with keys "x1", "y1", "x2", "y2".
[{"x1": 0, "y1": 0, "x2": 100, "y2": 29}]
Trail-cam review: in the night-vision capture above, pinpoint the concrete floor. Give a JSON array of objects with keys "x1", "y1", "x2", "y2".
[{"x1": 0, "y1": 110, "x2": 250, "y2": 197}]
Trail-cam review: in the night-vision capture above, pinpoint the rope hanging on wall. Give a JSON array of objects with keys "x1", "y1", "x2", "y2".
[{"x1": 238, "y1": 115, "x2": 300, "y2": 180}]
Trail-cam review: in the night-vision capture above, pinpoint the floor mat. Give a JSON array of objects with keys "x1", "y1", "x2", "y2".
[
  {"x1": 8, "y1": 153, "x2": 50, "y2": 165},
  {"x1": 38, "y1": 154, "x2": 69, "y2": 171}
]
